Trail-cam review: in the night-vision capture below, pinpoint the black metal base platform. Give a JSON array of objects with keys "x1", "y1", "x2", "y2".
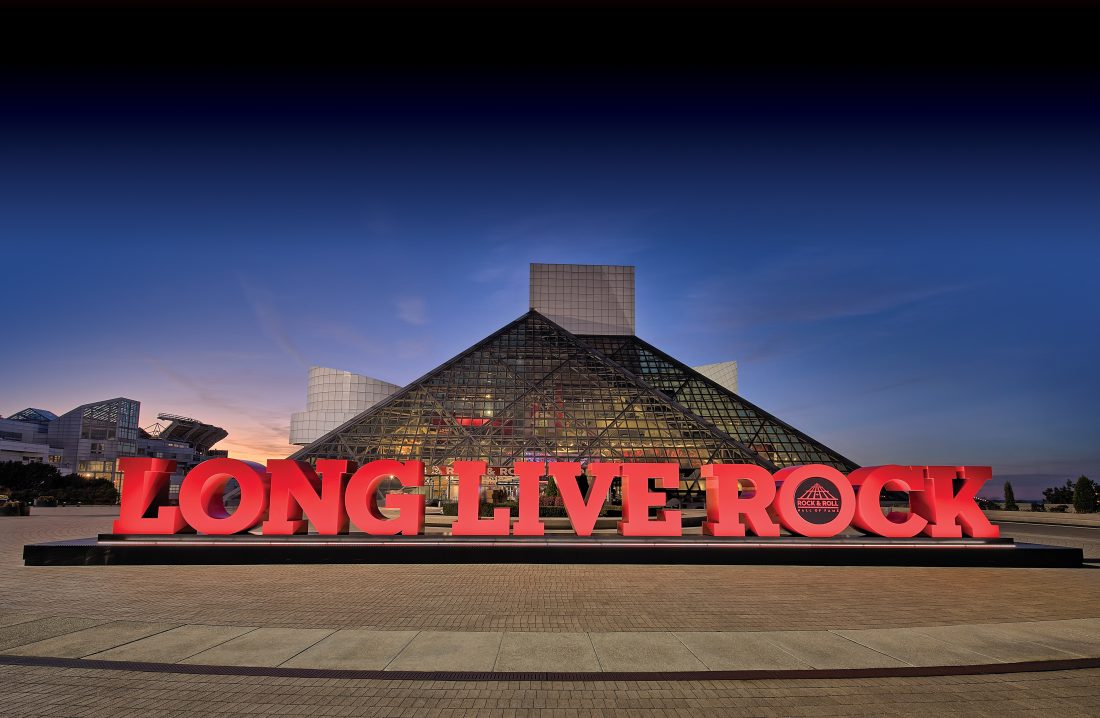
[{"x1": 23, "y1": 534, "x2": 1083, "y2": 567}]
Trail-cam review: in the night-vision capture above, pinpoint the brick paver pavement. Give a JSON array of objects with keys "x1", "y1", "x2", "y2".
[
  {"x1": 4, "y1": 509, "x2": 1100, "y2": 715},
  {"x1": 3, "y1": 662, "x2": 1100, "y2": 717},
  {"x1": 3, "y1": 513, "x2": 1098, "y2": 632}
]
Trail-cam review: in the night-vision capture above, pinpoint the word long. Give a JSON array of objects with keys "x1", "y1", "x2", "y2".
[{"x1": 113, "y1": 458, "x2": 999, "y2": 539}]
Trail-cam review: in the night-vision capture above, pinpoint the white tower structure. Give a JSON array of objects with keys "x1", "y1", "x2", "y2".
[
  {"x1": 692, "y1": 360, "x2": 739, "y2": 394},
  {"x1": 289, "y1": 367, "x2": 401, "y2": 446}
]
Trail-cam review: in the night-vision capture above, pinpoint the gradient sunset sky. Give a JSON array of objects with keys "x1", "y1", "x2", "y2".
[{"x1": 2, "y1": 8, "x2": 1097, "y2": 499}]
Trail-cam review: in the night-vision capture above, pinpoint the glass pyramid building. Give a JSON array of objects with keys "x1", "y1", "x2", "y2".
[{"x1": 291, "y1": 270, "x2": 857, "y2": 501}]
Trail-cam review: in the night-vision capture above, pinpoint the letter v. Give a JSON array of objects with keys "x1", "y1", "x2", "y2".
[{"x1": 550, "y1": 461, "x2": 616, "y2": 536}]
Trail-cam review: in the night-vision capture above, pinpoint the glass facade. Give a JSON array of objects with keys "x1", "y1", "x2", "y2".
[
  {"x1": 50, "y1": 398, "x2": 142, "y2": 490},
  {"x1": 6, "y1": 399, "x2": 227, "y2": 495},
  {"x1": 292, "y1": 311, "x2": 858, "y2": 500}
]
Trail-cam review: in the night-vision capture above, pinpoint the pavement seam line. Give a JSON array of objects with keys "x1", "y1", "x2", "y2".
[
  {"x1": 490, "y1": 630, "x2": 506, "y2": 671},
  {"x1": 586, "y1": 631, "x2": 604, "y2": 672},
  {"x1": 844, "y1": 626, "x2": 998, "y2": 665},
  {"x1": 273, "y1": 628, "x2": 337, "y2": 668},
  {"x1": 970, "y1": 617, "x2": 1100, "y2": 658},
  {"x1": 905, "y1": 626, "x2": 1010, "y2": 664},
  {"x1": 961, "y1": 623, "x2": 1091, "y2": 659},
  {"x1": 381, "y1": 630, "x2": 420, "y2": 672},
  {"x1": 0, "y1": 617, "x2": 114, "y2": 654},
  {"x1": 161, "y1": 625, "x2": 264, "y2": 664},
  {"x1": 670, "y1": 630, "x2": 709, "y2": 670},
  {"x1": 751, "y1": 632, "x2": 819, "y2": 669},
  {"x1": 0, "y1": 615, "x2": 53, "y2": 631},
  {"x1": 827, "y1": 629, "x2": 917, "y2": 668},
  {"x1": 74, "y1": 621, "x2": 183, "y2": 658}
]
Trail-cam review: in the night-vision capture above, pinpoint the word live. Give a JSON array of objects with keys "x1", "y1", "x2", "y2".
[{"x1": 113, "y1": 458, "x2": 1000, "y2": 540}]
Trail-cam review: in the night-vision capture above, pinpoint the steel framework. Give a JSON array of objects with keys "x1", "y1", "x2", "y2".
[{"x1": 291, "y1": 311, "x2": 857, "y2": 499}]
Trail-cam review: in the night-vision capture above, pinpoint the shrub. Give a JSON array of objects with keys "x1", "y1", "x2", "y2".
[
  {"x1": 1030, "y1": 501, "x2": 1045, "y2": 512},
  {"x1": 1050, "y1": 504, "x2": 1068, "y2": 513},
  {"x1": 0, "y1": 500, "x2": 30, "y2": 516},
  {"x1": 1003, "y1": 481, "x2": 1018, "y2": 511}
]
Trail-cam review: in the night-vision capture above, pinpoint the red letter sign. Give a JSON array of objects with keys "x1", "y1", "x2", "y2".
[
  {"x1": 772, "y1": 464, "x2": 856, "y2": 537},
  {"x1": 701, "y1": 463, "x2": 780, "y2": 537},
  {"x1": 344, "y1": 460, "x2": 425, "y2": 535},
  {"x1": 911, "y1": 466, "x2": 999, "y2": 538},
  {"x1": 849, "y1": 465, "x2": 928, "y2": 538},
  {"x1": 450, "y1": 460, "x2": 510, "y2": 535},
  {"x1": 553, "y1": 462, "x2": 611, "y2": 537},
  {"x1": 178, "y1": 458, "x2": 270, "y2": 535},
  {"x1": 262, "y1": 459, "x2": 355, "y2": 535},
  {"x1": 618, "y1": 463, "x2": 682, "y2": 536},
  {"x1": 113, "y1": 455, "x2": 1003, "y2": 543},
  {"x1": 512, "y1": 462, "x2": 546, "y2": 536},
  {"x1": 113, "y1": 458, "x2": 188, "y2": 535}
]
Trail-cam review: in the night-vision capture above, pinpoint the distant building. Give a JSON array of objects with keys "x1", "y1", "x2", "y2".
[
  {"x1": 0, "y1": 398, "x2": 227, "y2": 493},
  {"x1": 289, "y1": 367, "x2": 401, "y2": 446},
  {"x1": 0, "y1": 409, "x2": 60, "y2": 466}
]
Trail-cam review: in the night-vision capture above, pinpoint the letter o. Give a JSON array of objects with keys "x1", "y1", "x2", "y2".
[
  {"x1": 772, "y1": 465, "x2": 856, "y2": 537},
  {"x1": 179, "y1": 458, "x2": 270, "y2": 535}
]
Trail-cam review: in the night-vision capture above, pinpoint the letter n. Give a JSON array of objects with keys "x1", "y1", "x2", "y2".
[{"x1": 262, "y1": 459, "x2": 355, "y2": 535}]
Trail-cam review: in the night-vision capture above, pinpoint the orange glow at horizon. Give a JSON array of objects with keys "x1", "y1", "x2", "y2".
[{"x1": 217, "y1": 428, "x2": 298, "y2": 463}]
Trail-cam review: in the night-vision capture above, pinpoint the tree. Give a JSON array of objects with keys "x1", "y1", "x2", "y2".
[
  {"x1": 0, "y1": 461, "x2": 118, "y2": 505},
  {"x1": 1003, "y1": 481, "x2": 1018, "y2": 511},
  {"x1": 1073, "y1": 475, "x2": 1097, "y2": 514},
  {"x1": 1042, "y1": 479, "x2": 1075, "y2": 504},
  {"x1": 0, "y1": 461, "x2": 62, "y2": 496}
]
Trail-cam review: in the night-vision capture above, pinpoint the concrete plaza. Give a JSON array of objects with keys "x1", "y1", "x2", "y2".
[{"x1": 2, "y1": 508, "x2": 1099, "y2": 716}]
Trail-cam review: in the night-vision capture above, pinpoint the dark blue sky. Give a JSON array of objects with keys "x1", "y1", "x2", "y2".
[{"x1": 2, "y1": 61, "x2": 1097, "y2": 498}]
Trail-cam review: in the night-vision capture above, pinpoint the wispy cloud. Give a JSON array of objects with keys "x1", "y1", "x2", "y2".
[
  {"x1": 310, "y1": 320, "x2": 380, "y2": 355},
  {"x1": 685, "y1": 249, "x2": 972, "y2": 333},
  {"x1": 472, "y1": 265, "x2": 510, "y2": 283},
  {"x1": 395, "y1": 296, "x2": 428, "y2": 325},
  {"x1": 397, "y1": 338, "x2": 430, "y2": 358},
  {"x1": 773, "y1": 374, "x2": 935, "y2": 414},
  {"x1": 143, "y1": 355, "x2": 297, "y2": 461},
  {"x1": 485, "y1": 211, "x2": 655, "y2": 261},
  {"x1": 143, "y1": 356, "x2": 247, "y2": 416},
  {"x1": 239, "y1": 274, "x2": 306, "y2": 367}
]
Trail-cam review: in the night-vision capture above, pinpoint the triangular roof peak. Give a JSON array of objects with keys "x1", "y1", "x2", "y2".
[{"x1": 291, "y1": 310, "x2": 856, "y2": 474}]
